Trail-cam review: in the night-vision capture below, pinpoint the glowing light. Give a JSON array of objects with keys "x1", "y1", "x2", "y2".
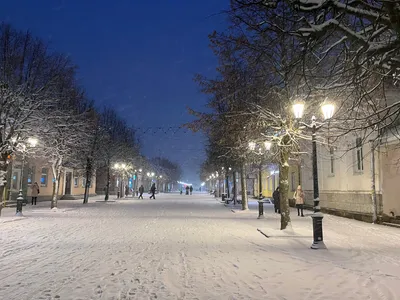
[{"x1": 293, "y1": 102, "x2": 305, "y2": 119}]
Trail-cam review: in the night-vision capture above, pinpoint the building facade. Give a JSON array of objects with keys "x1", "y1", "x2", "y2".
[{"x1": 5, "y1": 157, "x2": 96, "y2": 204}]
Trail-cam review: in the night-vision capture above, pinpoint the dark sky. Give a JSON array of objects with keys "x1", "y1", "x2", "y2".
[{"x1": 1, "y1": 0, "x2": 229, "y2": 185}]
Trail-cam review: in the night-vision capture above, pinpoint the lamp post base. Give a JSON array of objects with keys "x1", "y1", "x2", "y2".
[
  {"x1": 257, "y1": 200, "x2": 265, "y2": 219},
  {"x1": 15, "y1": 190, "x2": 24, "y2": 216},
  {"x1": 311, "y1": 240, "x2": 327, "y2": 250},
  {"x1": 310, "y1": 212, "x2": 326, "y2": 249}
]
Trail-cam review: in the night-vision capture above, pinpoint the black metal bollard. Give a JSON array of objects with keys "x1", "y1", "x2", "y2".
[
  {"x1": 257, "y1": 200, "x2": 265, "y2": 219},
  {"x1": 16, "y1": 190, "x2": 24, "y2": 216}
]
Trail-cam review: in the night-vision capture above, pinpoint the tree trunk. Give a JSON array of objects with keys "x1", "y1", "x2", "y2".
[
  {"x1": 280, "y1": 138, "x2": 291, "y2": 230},
  {"x1": 226, "y1": 175, "x2": 230, "y2": 198},
  {"x1": 233, "y1": 171, "x2": 237, "y2": 205},
  {"x1": 105, "y1": 159, "x2": 110, "y2": 201},
  {"x1": 51, "y1": 160, "x2": 62, "y2": 209},
  {"x1": 83, "y1": 156, "x2": 93, "y2": 204},
  {"x1": 240, "y1": 163, "x2": 248, "y2": 210},
  {"x1": 0, "y1": 157, "x2": 9, "y2": 216},
  {"x1": 50, "y1": 171, "x2": 60, "y2": 208}
]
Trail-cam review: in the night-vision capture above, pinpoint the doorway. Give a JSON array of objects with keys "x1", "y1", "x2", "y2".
[{"x1": 65, "y1": 172, "x2": 72, "y2": 195}]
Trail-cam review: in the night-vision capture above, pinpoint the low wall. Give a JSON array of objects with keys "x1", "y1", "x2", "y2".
[{"x1": 302, "y1": 191, "x2": 383, "y2": 223}]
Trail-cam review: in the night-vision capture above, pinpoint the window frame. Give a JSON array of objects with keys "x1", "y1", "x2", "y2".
[
  {"x1": 40, "y1": 168, "x2": 48, "y2": 187},
  {"x1": 355, "y1": 137, "x2": 364, "y2": 172},
  {"x1": 27, "y1": 166, "x2": 35, "y2": 185}
]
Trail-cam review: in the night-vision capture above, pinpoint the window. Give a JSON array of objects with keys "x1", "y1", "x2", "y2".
[
  {"x1": 291, "y1": 172, "x2": 296, "y2": 191},
  {"x1": 82, "y1": 177, "x2": 86, "y2": 188},
  {"x1": 40, "y1": 168, "x2": 48, "y2": 186},
  {"x1": 12, "y1": 172, "x2": 19, "y2": 190},
  {"x1": 27, "y1": 166, "x2": 35, "y2": 185},
  {"x1": 356, "y1": 137, "x2": 364, "y2": 172},
  {"x1": 329, "y1": 147, "x2": 335, "y2": 175},
  {"x1": 74, "y1": 177, "x2": 78, "y2": 187}
]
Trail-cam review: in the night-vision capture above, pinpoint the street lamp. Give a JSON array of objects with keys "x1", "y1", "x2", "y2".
[
  {"x1": 248, "y1": 140, "x2": 272, "y2": 200},
  {"x1": 293, "y1": 100, "x2": 335, "y2": 249},
  {"x1": 114, "y1": 163, "x2": 128, "y2": 198},
  {"x1": 16, "y1": 137, "x2": 38, "y2": 216}
]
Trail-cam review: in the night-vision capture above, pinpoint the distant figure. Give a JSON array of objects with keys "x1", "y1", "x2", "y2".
[
  {"x1": 185, "y1": 185, "x2": 189, "y2": 195},
  {"x1": 150, "y1": 183, "x2": 156, "y2": 199},
  {"x1": 180, "y1": 189, "x2": 183, "y2": 195},
  {"x1": 273, "y1": 187, "x2": 280, "y2": 214},
  {"x1": 138, "y1": 185, "x2": 144, "y2": 199},
  {"x1": 31, "y1": 182, "x2": 40, "y2": 205},
  {"x1": 189, "y1": 185, "x2": 193, "y2": 195},
  {"x1": 125, "y1": 185, "x2": 129, "y2": 197},
  {"x1": 294, "y1": 185, "x2": 305, "y2": 217}
]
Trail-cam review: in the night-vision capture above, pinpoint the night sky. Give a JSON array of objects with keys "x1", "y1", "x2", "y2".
[{"x1": 1, "y1": 0, "x2": 229, "y2": 185}]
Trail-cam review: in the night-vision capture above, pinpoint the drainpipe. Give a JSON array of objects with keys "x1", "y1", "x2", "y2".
[{"x1": 370, "y1": 140, "x2": 378, "y2": 224}]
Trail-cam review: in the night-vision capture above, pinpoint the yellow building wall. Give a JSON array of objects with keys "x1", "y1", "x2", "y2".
[
  {"x1": 257, "y1": 164, "x2": 300, "y2": 198},
  {"x1": 26, "y1": 164, "x2": 96, "y2": 198}
]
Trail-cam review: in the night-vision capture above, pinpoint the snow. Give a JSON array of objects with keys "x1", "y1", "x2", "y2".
[{"x1": 1, "y1": 193, "x2": 400, "y2": 299}]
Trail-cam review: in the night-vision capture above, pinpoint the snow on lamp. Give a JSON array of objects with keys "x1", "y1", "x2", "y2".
[{"x1": 248, "y1": 141, "x2": 256, "y2": 151}]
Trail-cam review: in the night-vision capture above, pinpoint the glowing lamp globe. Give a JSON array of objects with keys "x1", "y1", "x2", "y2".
[
  {"x1": 248, "y1": 141, "x2": 256, "y2": 151},
  {"x1": 264, "y1": 141, "x2": 272, "y2": 151},
  {"x1": 292, "y1": 102, "x2": 305, "y2": 119},
  {"x1": 321, "y1": 103, "x2": 335, "y2": 120},
  {"x1": 28, "y1": 137, "x2": 38, "y2": 147}
]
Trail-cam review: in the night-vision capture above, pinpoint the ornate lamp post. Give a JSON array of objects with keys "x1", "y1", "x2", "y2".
[
  {"x1": 293, "y1": 100, "x2": 335, "y2": 249},
  {"x1": 248, "y1": 140, "x2": 272, "y2": 219},
  {"x1": 114, "y1": 163, "x2": 128, "y2": 198},
  {"x1": 248, "y1": 140, "x2": 272, "y2": 200},
  {"x1": 16, "y1": 137, "x2": 38, "y2": 216}
]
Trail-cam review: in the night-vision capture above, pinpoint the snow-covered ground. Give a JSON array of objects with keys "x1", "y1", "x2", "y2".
[{"x1": 1, "y1": 193, "x2": 399, "y2": 300}]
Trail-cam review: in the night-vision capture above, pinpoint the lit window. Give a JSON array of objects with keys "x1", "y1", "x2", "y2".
[
  {"x1": 27, "y1": 166, "x2": 35, "y2": 185},
  {"x1": 40, "y1": 168, "x2": 48, "y2": 186},
  {"x1": 74, "y1": 177, "x2": 78, "y2": 187}
]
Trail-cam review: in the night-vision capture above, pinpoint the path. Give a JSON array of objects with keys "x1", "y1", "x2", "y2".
[{"x1": 0, "y1": 193, "x2": 399, "y2": 300}]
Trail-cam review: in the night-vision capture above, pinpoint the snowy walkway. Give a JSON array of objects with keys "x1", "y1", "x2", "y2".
[{"x1": 1, "y1": 194, "x2": 399, "y2": 300}]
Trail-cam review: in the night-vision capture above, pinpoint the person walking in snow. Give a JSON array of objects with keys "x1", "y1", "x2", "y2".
[
  {"x1": 189, "y1": 185, "x2": 193, "y2": 195},
  {"x1": 273, "y1": 187, "x2": 280, "y2": 214},
  {"x1": 31, "y1": 182, "x2": 40, "y2": 205},
  {"x1": 150, "y1": 183, "x2": 156, "y2": 199},
  {"x1": 185, "y1": 185, "x2": 189, "y2": 195},
  {"x1": 138, "y1": 185, "x2": 144, "y2": 199},
  {"x1": 294, "y1": 185, "x2": 305, "y2": 217}
]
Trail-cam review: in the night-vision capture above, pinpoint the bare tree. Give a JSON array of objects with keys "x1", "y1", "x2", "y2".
[{"x1": 0, "y1": 23, "x2": 80, "y2": 206}]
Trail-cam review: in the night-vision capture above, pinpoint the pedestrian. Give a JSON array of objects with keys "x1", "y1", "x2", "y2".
[
  {"x1": 125, "y1": 185, "x2": 129, "y2": 197},
  {"x1": 138, "y1": 184, "x2": 144, "y2": 199},
  {"x1": 185, "y1": 185, "x2": 189, "y2": 195},
  {"x1": 31, "y1": 182, "x2": 40, "y2": 205},
  {"x1": 180, "y1": 189, "x2": 183, "y2": 195},
  {"x1": 150, "y1": 183, "x2": 156, "y2": 199},
  {"x1": 294, "y1": 185, "x2": 305, "y2": 217},
  {"x1": 273, "y1": 187, "x2": 280, "y2": 214},
  {"x1": 189, "y1": 185, "x2": 193, "y2": 195}
]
